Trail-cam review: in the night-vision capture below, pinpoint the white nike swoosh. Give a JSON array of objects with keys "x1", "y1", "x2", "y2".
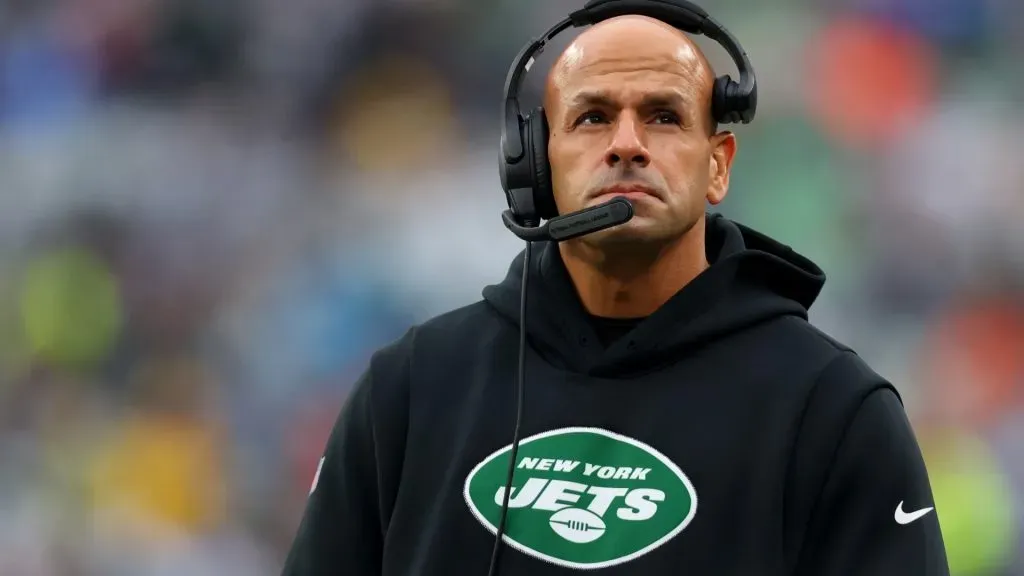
[
  {"x1": 309, "y1": 456, "x2": 325, "y2": 495},
  {"x1": 894, "y1": 501, "x2": 934, "y2": 525}
]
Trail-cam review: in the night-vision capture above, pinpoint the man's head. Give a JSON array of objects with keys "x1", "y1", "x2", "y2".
[{"x1": 545, "y1": 15, "x2": 737, "y2": 249}]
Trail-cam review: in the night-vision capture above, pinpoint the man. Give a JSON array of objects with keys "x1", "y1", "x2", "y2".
[{"x1": 282, "y1": 14, "x2": 950, "y2": 576}]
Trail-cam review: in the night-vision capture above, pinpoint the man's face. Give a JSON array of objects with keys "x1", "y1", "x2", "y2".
[{"x1": 546, "y1": 21, "x2": 734, "y2": 247}]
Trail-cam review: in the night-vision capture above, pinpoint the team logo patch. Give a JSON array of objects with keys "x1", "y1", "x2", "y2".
[{"x1": 463, "y1": 427, "x2": 697, "y2": 569}]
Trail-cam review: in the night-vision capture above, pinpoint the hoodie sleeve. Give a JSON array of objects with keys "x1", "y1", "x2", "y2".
[
  {"x1": 791, "y1": 352, "x2": 949, "y2": 576},
  {"x1": 281, "y1": 333, "x2": 411, "y2": 576}
]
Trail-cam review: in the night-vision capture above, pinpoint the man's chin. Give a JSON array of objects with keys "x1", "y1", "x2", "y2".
[{"x1": 576, "y1": 219, "x2": 673, "y2": 247}]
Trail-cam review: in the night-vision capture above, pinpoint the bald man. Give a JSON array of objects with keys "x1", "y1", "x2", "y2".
[{"x1": 282, "y1": 12, "x2": 949, "y2": 576}]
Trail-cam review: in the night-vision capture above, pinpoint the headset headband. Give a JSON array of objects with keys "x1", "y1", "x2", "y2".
[{"x1": 500, "y1": 0, "x2": 757, "y2": 165}]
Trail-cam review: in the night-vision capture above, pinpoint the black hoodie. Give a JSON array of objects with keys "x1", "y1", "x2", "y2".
[{"x1": 282, "y1": 213, "x2": 949, "y2": 576}]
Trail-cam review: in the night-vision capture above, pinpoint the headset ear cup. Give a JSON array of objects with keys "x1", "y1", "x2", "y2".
[
  {"x1": 713, "y1": 74, "x2": 753, "y2": 125},
  {"x1": 528, "y1": 109, "x2": 558, "y2": 220},
  {"x1": 712, "y1": 75, "x2": 734, "y2": 125}
]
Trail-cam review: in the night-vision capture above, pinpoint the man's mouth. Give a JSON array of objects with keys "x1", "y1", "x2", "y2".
[{"x1": 590, "y1": 185, "x2": 661, "y2": 202}]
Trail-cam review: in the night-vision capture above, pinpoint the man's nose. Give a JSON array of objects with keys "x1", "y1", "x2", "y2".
[{"x1": 604, "y1": 114, "x2": 650, "y2": 168}]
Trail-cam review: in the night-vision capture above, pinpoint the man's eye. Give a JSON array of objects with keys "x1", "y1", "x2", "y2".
[
  {"x1": 576, "y1": 112, "x2": 607, "y2": 126},
  {"x1": 652, "y1": 111, "x2": 680, "y2": 124}
]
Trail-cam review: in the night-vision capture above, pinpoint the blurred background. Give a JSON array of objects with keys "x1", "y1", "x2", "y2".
[{"x1": 0, "y1": 0, "x2": 1020, "y2": 573}]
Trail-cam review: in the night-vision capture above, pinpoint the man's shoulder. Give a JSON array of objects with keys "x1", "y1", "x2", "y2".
[
  {"x1": 796, "y1": 320, "x2": 889, "y2": 393},
  {"x1": 766, "y1": 317, "x2": 907, "y2": 447},
  {"x1": 765, "y1": 315, "x2": 896, "y2": 401},
  {"x1": 371, "y1": 300, "x2": 509, "y2": 365},
  {"x1": 416, "y1": 299, "x2": 506, "y2": 338},
  {"x1": 769, "y1": 314, "x2": 855, "y2": 359}
]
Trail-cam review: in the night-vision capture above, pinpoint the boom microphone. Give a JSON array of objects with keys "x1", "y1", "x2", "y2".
[{"x1": 501, "y1": 196, "x2": 634, "y2": 243}]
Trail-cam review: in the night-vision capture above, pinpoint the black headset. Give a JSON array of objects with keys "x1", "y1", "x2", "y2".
[{"x1": 498, "y1": 0, "x2": 758, "y2": 228}]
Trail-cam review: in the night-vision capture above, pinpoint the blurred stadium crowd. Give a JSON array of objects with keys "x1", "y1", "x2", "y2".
[{"x1": 0, "y1": 0, "x2": 1021, "y2": 574}]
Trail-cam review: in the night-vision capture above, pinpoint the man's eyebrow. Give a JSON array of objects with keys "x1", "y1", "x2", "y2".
[
  {"x1": 640, "y1": 92, "x2": 688, "y2": 109},
  {"x1": 567, "y1": 90, "x2": 689, "y2": 110},
  {"x1": 568, "y1": 91, "x2": 617, "y2": 109}
]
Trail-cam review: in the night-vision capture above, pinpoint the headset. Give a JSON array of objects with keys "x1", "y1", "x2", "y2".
[{"x1": 488, "y1": 1, "x2": 757, "y2": 574}]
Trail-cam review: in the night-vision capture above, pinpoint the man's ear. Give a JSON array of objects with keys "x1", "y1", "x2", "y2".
[{"x1": 706, "y1": 132, "x2": 737, "y2": 205}]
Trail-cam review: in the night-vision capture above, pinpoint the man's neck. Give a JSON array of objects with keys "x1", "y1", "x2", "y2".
[{"x1": 559, "y1": 220, "x2": 709, "y2": 319}]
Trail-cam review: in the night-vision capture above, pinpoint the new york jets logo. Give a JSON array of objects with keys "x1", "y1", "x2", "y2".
[{"x1": 463, "y1": 427, "x2": 697, "y2": 569}]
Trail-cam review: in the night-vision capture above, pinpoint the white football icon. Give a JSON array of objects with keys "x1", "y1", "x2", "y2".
[{"x1": 549, "y1": 507, "x2": 606, "y2": 544}]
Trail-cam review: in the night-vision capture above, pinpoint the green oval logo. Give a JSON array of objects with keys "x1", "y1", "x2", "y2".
[{"x1": 463, "y1": 427, "x2": 698, "y2": 569}]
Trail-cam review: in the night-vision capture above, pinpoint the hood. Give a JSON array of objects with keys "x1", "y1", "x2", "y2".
[{"x1": 481, "y1": 212, "x2": 826, "y2": 377}]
